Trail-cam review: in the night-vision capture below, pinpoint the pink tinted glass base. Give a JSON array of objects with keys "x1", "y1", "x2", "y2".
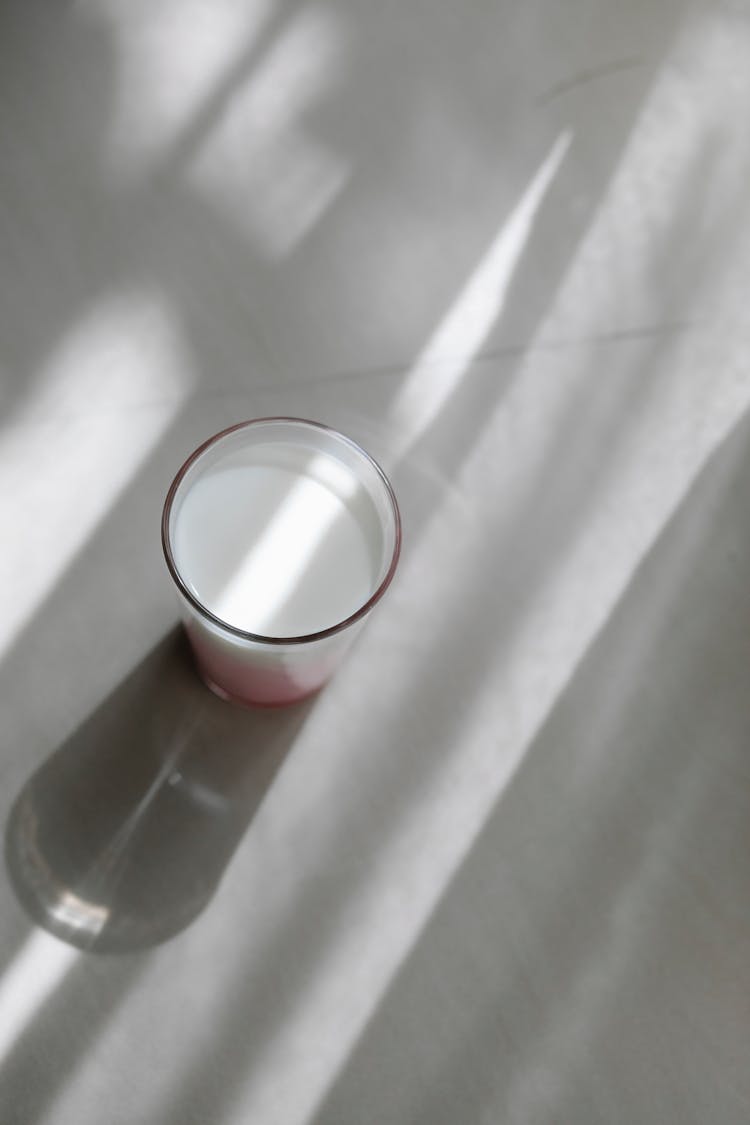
[
  {"x1": 186, "y1": 624, "x2": 332, "y2": 707},
  {"x1": 200, "y1": 672, "x2": 323, "y2": 710}
]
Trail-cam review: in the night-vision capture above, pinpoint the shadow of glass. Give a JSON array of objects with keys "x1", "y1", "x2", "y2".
[
  {"x1": 5, "y1": 629, "x2": 312, "y2": 954},
  {"x1": 139, "y1": 92, "x2": 728, "y2": 1123},
  {"x1": 0, "y1": 0, "x2": 728, "y2": 1116}
]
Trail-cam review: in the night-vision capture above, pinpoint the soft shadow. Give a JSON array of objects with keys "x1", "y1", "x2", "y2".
[
  {"x1": 5, "y1": 629, "x2": 311, "y2": 954},
  {"x1": 0, "y1": 0, "x2": 721, "y2": 1118},
  {"x1": 310, "y1": 407, "x2": 750, "y2": 1125},
  {"x1": 0, "y1": 945, "x2": 145, "y2": 1125}
]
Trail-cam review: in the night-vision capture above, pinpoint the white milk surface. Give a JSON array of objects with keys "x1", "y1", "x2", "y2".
[{"x1": 172, "y1": 441, "x2": 383, "y2": 637}]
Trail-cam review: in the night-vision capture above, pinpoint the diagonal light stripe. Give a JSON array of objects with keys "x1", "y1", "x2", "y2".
[
  {"x1": 390, "y1": 132, "x2": 572, "y2": 455},
  {"x1": 0, "y1": 930, "x2": 80, "y2": 1070},
  {"x1": 0, "y1": 291, "x2": 194, "y2": 662}
]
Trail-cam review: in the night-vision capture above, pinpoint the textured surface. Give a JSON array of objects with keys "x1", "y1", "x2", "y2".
[{"x1": 1, "y1": 0, "x2": 750, "y2": 1122}]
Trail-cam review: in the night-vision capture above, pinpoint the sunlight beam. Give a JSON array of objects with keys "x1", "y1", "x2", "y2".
[
  {"x1": 186, "y1": 6, "x2": 350, "y2": 259},
  {"x1": 0, "y1": 930, "x2": 79, "y2": 1069},
  {"x1": 0, "y1": 291, "x2": 194, "y2": 661},
  {"x1": 390, "y1": 131, "x2": 572, "y2": 456},
  {"x1": 210, "y1": 456, "x2": 358, "y2": 634},
  {"x1": 78, "y1": 0, "x2": 278, "y2": 177}
]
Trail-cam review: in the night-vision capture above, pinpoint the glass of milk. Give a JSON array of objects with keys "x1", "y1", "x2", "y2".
[{"x1": 161, "y1": 418, "x2": 401, "y2": 706}]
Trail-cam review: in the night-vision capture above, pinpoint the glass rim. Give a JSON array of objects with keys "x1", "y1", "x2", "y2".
[{"x1": 161, "y1": 417, "x2": 402, "y2": 646}]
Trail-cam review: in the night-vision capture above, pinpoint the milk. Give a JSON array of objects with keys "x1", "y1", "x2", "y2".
[
  {"x1": 163, "y1": 421, "x2": 400, "y2": 706},
  {"x1": 173, "y1": 442, "x2": 383, "y2": 637}
]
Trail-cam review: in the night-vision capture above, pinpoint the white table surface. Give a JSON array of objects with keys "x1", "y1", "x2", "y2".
[{"x1": 1, "y1": 0, "x2": 750, "y2": 1121}]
